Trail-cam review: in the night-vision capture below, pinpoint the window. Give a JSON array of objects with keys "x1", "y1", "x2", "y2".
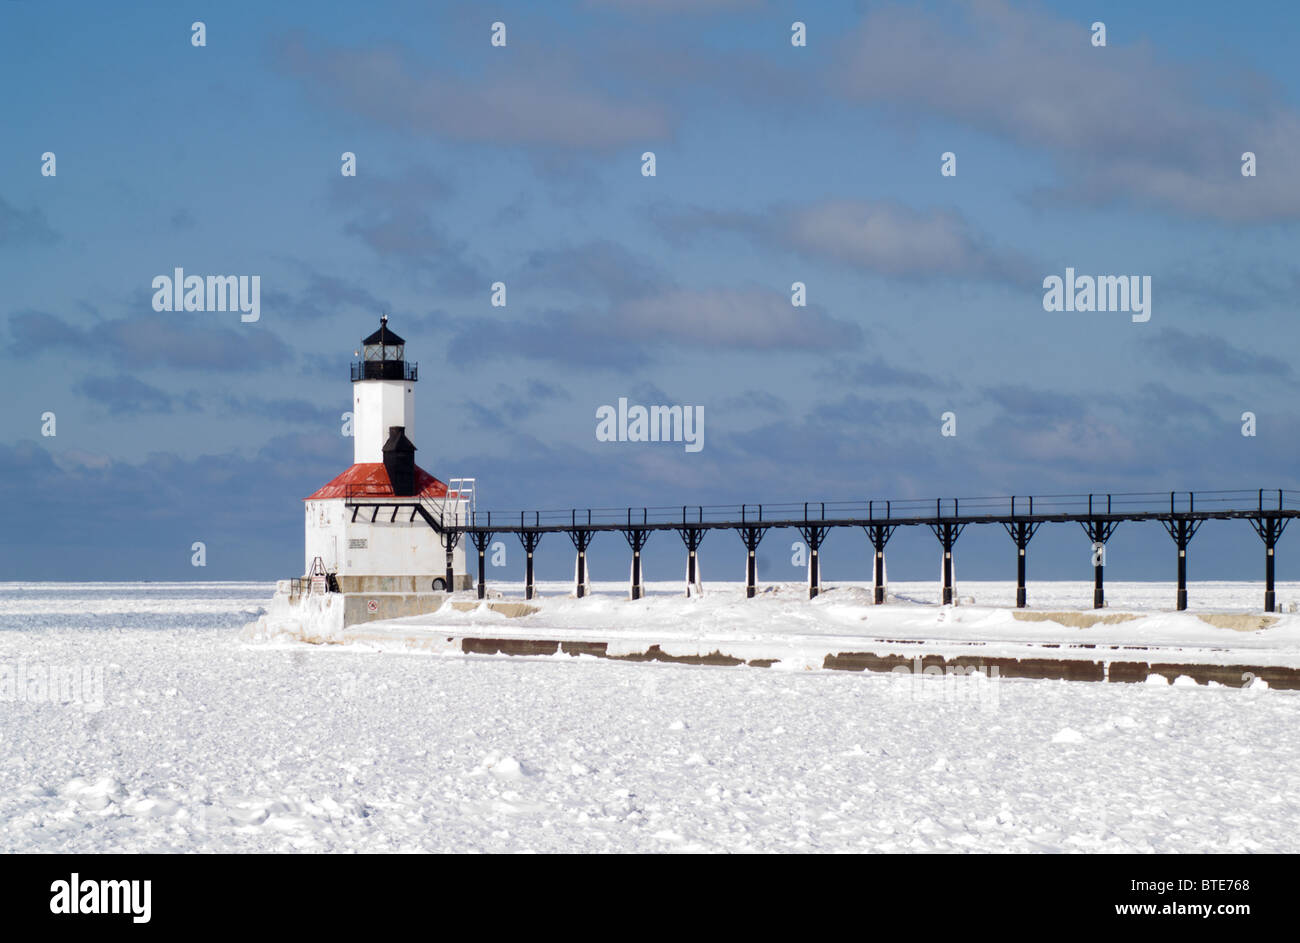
[{"x1": 363, "y1": 343, "x2": 404, "y2": 361}]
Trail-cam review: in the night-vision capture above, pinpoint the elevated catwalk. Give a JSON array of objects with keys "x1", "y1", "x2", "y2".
[{"x1": 343, "y1": 488, "x2": 1300, "y2": 612}]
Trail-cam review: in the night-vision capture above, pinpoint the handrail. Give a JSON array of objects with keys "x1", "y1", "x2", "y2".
[
  {"x1": 339, "y1": 488, "x2": 1300, "y2": 530},
  {"x1": 350, "y1": 360, "x2": 417, "y2": 382}
]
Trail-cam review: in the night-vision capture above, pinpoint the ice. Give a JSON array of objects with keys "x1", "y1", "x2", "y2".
[{"x1": 1, "y1": 580, "x2": 1299, "y2": 853}]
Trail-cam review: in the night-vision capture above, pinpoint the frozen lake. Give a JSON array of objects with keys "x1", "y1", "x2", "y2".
[{"x1": 2, "y1": 581, "x2": 1298, "y2": 852}]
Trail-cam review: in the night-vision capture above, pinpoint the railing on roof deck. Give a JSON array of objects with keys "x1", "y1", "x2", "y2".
[{"x1": 350, "y1": 361, "x2": 418, "y2": 382}]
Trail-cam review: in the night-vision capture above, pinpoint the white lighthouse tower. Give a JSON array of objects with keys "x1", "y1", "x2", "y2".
[
  {"x1": 350, "y1": 315, "x2": 417, "y2": 464},
  {"x1": 300, "y1": 317, "x2": 471, "y2": 617}
]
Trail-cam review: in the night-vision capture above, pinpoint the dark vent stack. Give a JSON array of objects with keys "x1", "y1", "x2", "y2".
[{"x1": 382, "y1": 426, "x2": 417, "y2": 496}]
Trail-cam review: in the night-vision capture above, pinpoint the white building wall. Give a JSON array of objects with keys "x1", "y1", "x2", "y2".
[
  {"x1": 353, "y1": 379, "x2": 415, "y2": 464},
  {"x1": 303, "y1": 498, "x2": 467, "y2": 579},
  {"x1": 304, "y1": 499, "x2": 348, "y2": 574}
]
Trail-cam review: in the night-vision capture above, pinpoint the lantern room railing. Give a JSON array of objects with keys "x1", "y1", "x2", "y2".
[{"x1": 351, "y1": 360, "x2": 418, "y2": 381}]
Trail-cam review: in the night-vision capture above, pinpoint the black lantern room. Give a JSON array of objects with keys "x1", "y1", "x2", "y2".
[{"x1": 351, "y1": 315, "x2": 418, "y2": 382}]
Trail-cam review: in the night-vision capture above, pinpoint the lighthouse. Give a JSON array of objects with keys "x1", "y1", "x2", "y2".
[
  {"x1": 349, "y1": 315, "x2": 418, "y2": 464},
  {"x1": 300, "y1": 316, "x2": 471, "y2": 615}
]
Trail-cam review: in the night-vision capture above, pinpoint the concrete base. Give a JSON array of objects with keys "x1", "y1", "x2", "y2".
[
  {"x1": 344, "y1": 592, "x2": 448, "y2": 627},
  {"x1": 247, "y1": 576, "x2": 500, "y2": 641},
  {"x1": 335, "y1": 574, "x2": 471, "y2": 594},
  {"x1": 256, "y1": 579, "x2": 450, "y2": 636}
]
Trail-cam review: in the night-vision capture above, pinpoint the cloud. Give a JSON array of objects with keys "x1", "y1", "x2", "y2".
[
  {"x1": 274, "y1": 34, "x2": 672, "y2": 151},
  {"x1": 73, "y1": 376, "x2": 332, "y2": 423},
  {"x1": 1134, "y1": 382, "x2": 1217, "y2": 421},
  {"x1": 783, "y1": 201, "x2": 1032, "y2": 282},
  {"x1": 342, "y1": 209, "x2": 484, "y2": 292},
  {"x1": 75, "y1": 374, "x2": 198, "y2": 416},
  {"x1": 980, "y1": 413, "x2": 1139, "y2": 471},
  {"x1": 221, "y1": 394, "x2": 337, "y2": 425},
  {"x1": 1157, "y1": 260, "x2": 1300, "y2": 315},
  {"x1": 319, "y1": 166, "x2": 483, "y2": 292},
  {"x1": 811, "y1": 393, "x2": 933, "y2": 428},
  {"x1": 974, "y1": 384, "x2": 1143, "y2": 473},
  {"x1": 6, "y1": 309, "x2": 82, "y2": 348},
  {"x1": 719, "y1": 389, "x2": 787, "y2": 414},
  {"x1": 584, "y1": 0, "x2": 759, "y2": 12},
  {"x1": 261, "y1": 271, "x2": 390, "y2": 323},
  {"x1": 831, "y1": 0, "x2": 1300, "y2": 221},
  {"x1": 655, "y1": 200, "x2": 1032, "y2": 283},
  {"x1": 835, "y1": 357, "x2": 953, "y2": 392},
  {"x1": 449, "y1": 308, "x2": 649, "y2": 369},
  {"x1": 0, "y1": 195, "x2": 60, "y2": 247},
  {"x1": 616, "y1": 287, "x2": 860, "y2": 348},
  {"x1": 8, "y1": 311, "x2": 292, "y2": 372},
  {"x1": 448, "y1": 286, "x2": 863, "y2": 368},
  {"x1": 968, "y1": 378, "x2": 1264, "y2": 486},
  {"x1": 511, "y1": 378, "x2": 570, "y2": 409},
  {"x1": 982, "y1": 384, "x2": 1095, "y2": 419},
  {"x1": 328, "y1": 165, "x2": 451, "y2": 210},
  {"x1": 522, "y1": 240, "x2": 664, "y2": 301},
  {"x1": 456, "y1": 379, "x2": 572, "y2": 431},
  {"x1": 1142, "y1": 328, "x2": 1295, "y2": 381},
  {"x1": 0, "y1": 435, "x2": 353, "y2": 578},
  {"x1": 705, "y1": 394, "x2": 948, "y2": 499}
]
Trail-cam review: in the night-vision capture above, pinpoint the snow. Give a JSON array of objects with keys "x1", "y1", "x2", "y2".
[
  {"x1": 2, "y1": 580, "x2": 1299, "y2": 853},
  {"x1": 255, "y1": 579, "x2": 1300, "y2": 671}
]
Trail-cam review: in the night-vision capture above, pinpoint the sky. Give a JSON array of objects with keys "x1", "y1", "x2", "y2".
[{"x1": 2, "y1": 0, "x2": 1299, "y2": 584}]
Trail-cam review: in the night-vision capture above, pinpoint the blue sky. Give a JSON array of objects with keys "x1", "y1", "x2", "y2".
[{"x1": 2, "y1": 0, "x2": 1299, "y2": 584}]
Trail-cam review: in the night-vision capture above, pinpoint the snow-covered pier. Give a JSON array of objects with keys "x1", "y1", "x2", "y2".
[{"x1": 247, "y1": 580, "x2": 1300, "y2": 691}]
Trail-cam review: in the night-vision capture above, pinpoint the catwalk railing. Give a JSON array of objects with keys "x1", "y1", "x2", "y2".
[{"x1": 340, "y1": 488, "x2": 1300, "y2": 612}]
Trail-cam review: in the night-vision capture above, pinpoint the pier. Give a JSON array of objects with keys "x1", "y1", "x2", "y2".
[{"x1": 344, "y1": 488, "x2": 1299, "y2": 612}]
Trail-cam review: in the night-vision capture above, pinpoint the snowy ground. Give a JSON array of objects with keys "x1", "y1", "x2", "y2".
[{"x1": 2, "y1": 581, "x2": 1299, "y2": 853}]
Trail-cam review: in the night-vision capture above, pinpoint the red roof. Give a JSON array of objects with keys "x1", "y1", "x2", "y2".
[{"x1": 306, "y1": 463, "x2": 449, "y2": 500}]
